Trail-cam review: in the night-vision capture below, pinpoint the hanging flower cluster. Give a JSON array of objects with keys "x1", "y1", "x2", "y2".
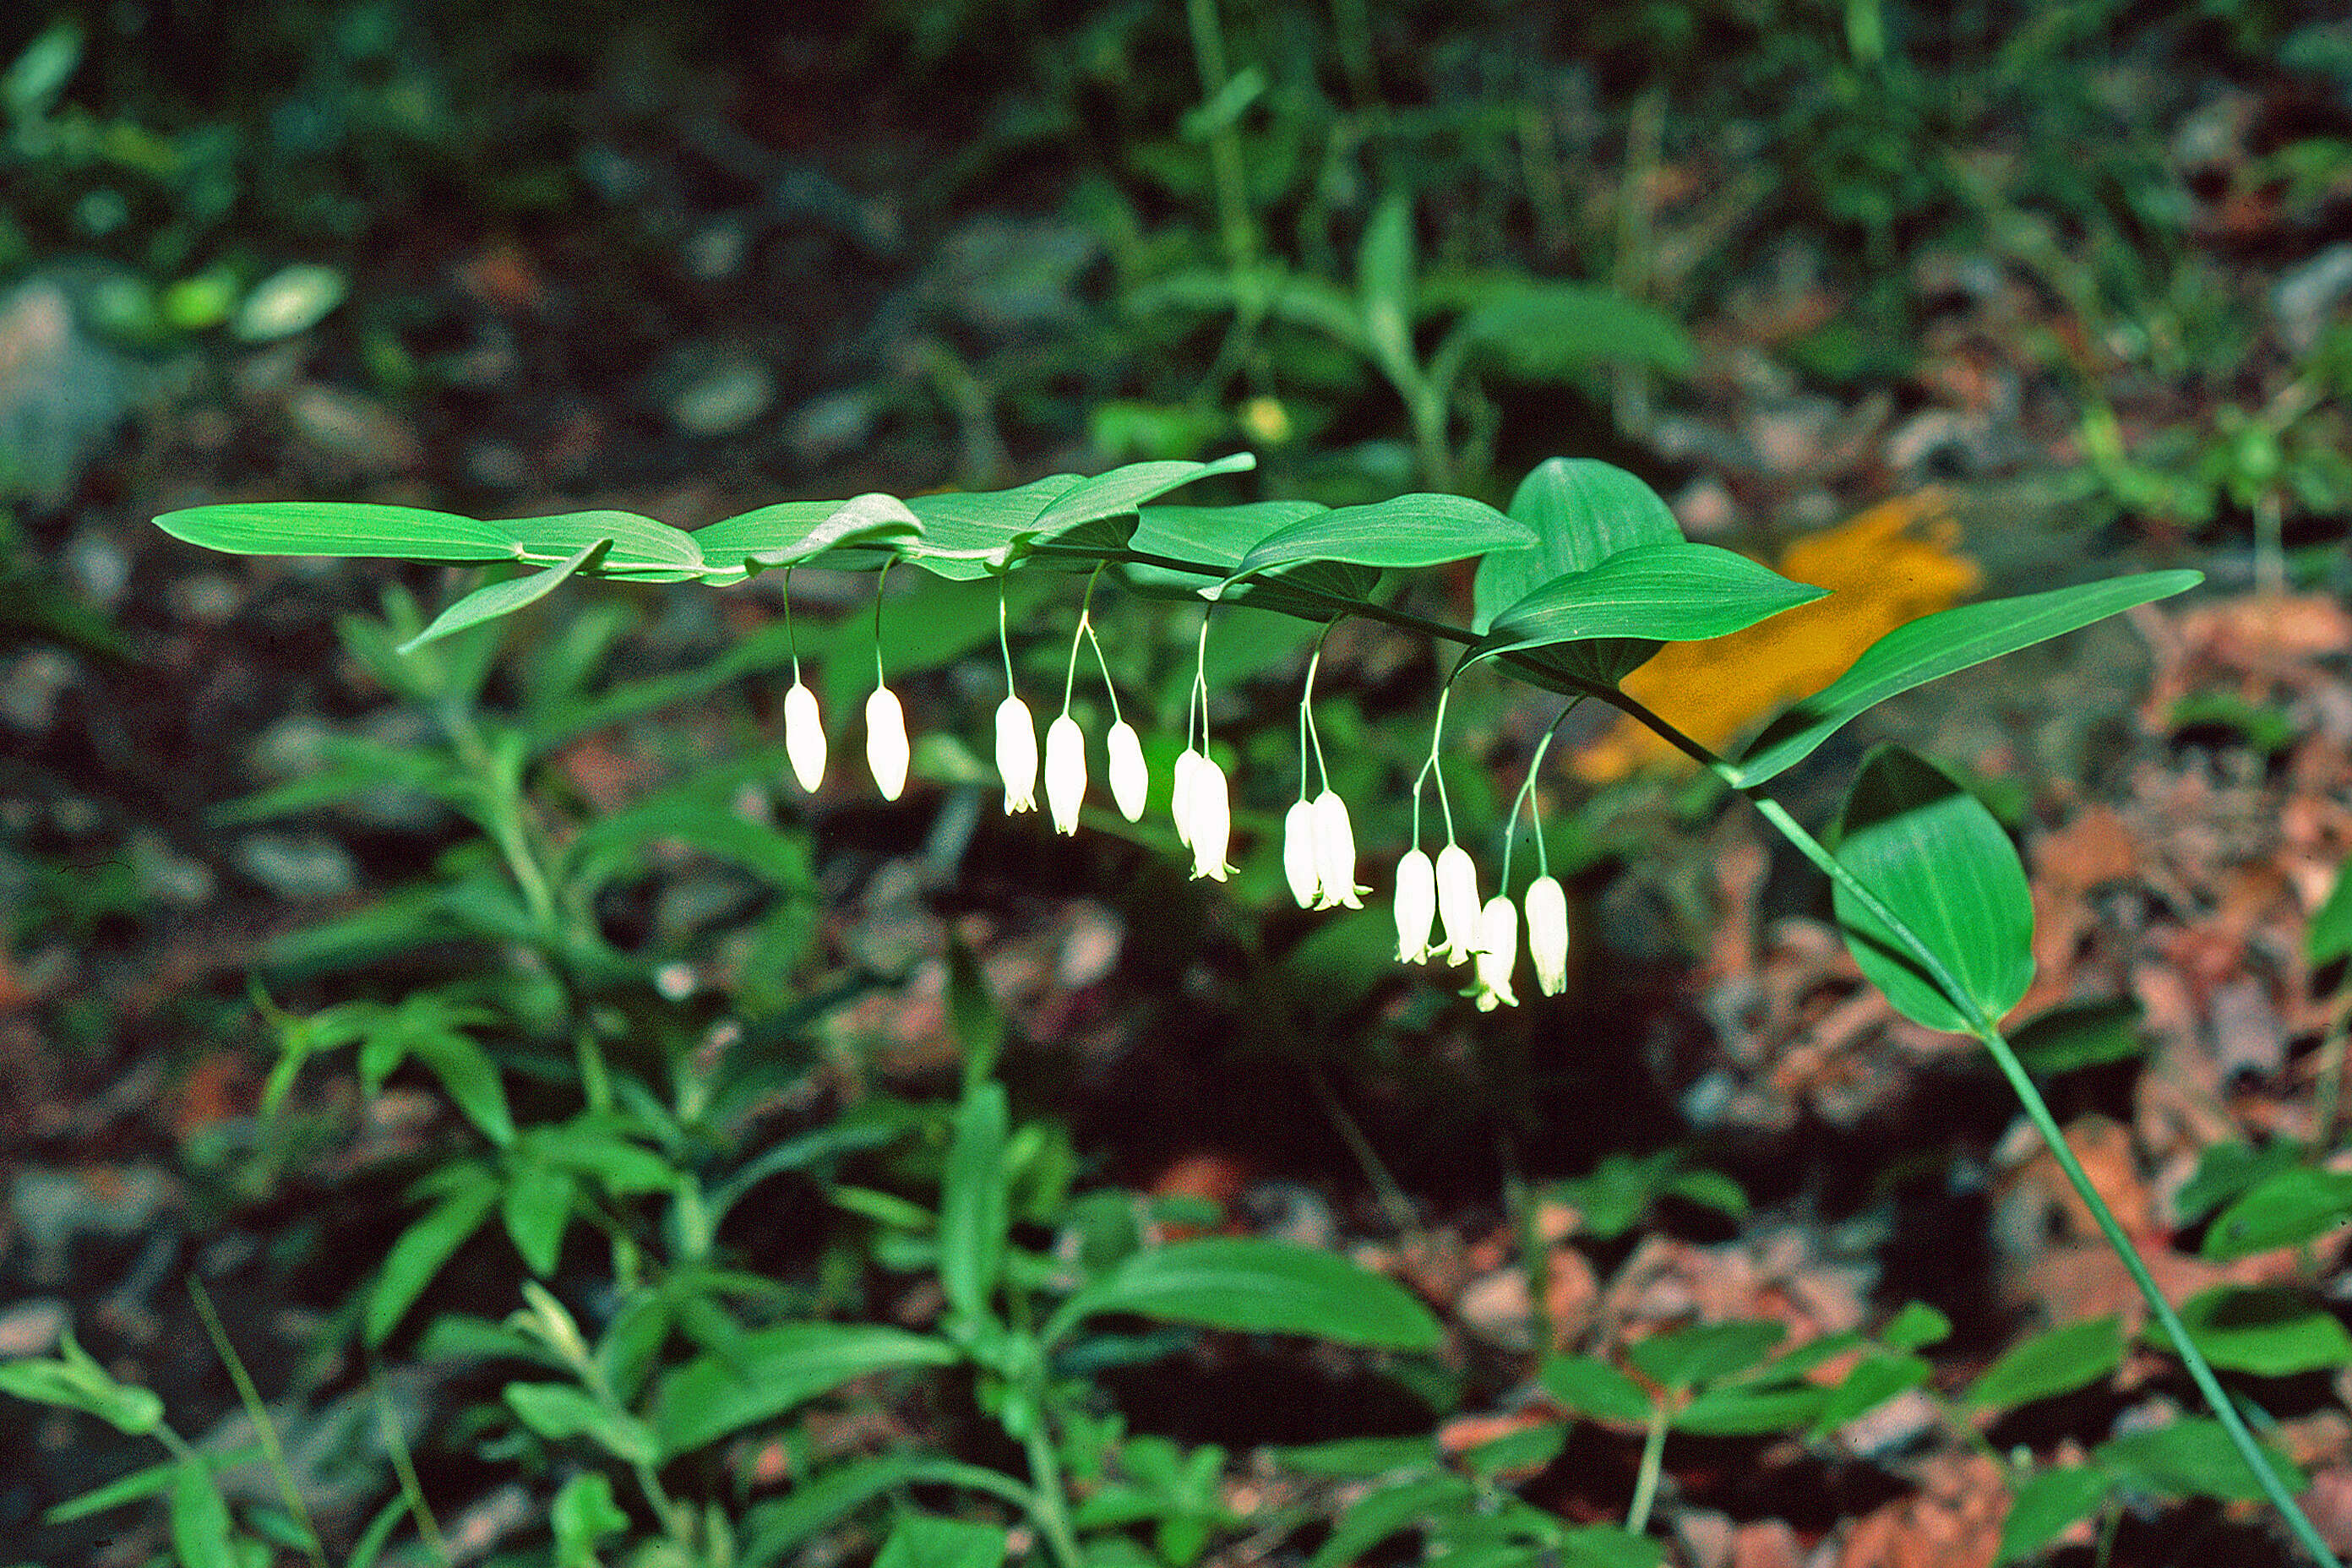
[{"x1": 776, "y1": 571, "x2": 1570, "y2": 1008}]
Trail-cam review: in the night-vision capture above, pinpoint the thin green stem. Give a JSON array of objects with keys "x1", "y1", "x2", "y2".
[
  {"x1": 999, "y1": 576, "x2": 1016, "y2": 694},
  {"x1": 786, "y1": 565, "x2": 803, "y2": 687},
  {"x1": 1626, "y1": 1398, "x2": 1670, "y2": 1537},
  {"x1": 190, "y1": 1282, "x2": 329, "y2": 1568},
  {"x1": 1021, "y1": 1417, "x2": 1086, "y2": 1568},
  {"x1": 872, "y1": 558, "x2": 895, "y2": 688},
  {"x1": 1183, "y1": 0, "x2": 1259, "y2": 276}
]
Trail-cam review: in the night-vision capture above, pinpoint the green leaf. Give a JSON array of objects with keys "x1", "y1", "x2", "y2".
[
  {"x1": 2164, "y1": 1286, "x2": 2352, "y2": 1376},
  {"x1": 171, "y1": 1461, "x2": 238, "y2": 1568},
  {"x1": 939, "y1": 1081, "x2": 1011, "y2": 1328},
  {"x1": 1130, "y1": 500, "x2": 1324, "y2": 568},
  {"x1": 504, "y1": 1381, "x2": 655, "y2": 1465},
  {"x1": 1881, "y1": 1302, "x2": 1954, "y2": 1353},
  {"x1": 2175, "y1": 1140, "x2": 2307, "y2": 1225},
  {"x1": 366, "y1": 1173, "x2": 498, "y2": 1345},
  {"x1": 345, "y1": 1495, "x2": 410, "y2": 1568},
  {"x1": 398, "y1": 542, "x2": 605, "y2": 653},
  {"x1": 1555, "y1": 1526, "x2": 1665, "y2": 1568},
  {"x1": 1673, "y1": 1380, "x2": 1828, "y2": 1435},
  {"x1": 1047, "y1": 1238, "x2": 1442, "y2": 1351},
  {"x1": 1226, "y1": 493, "x2": 1531, "y2": 584},
  {"x1": 155, "y1": 501, "x2": 518, "y2": 562},
  {"x1": 1475, "y1": 459, "x2": 1685, "y2": 628},
  {"x1": 500, "y1": 1158, "x2": 576, "y2": 1278},
  {"x1": 45, "y1": 1456, "x2": 200, "y2": 1523},
  {"x1": 899, "y1": 460, "x2": 1250, "y2": 580},
  {"x1": 739, "y1": 1456, "x2": 1037, "y2": 1568},
  {"x1": 1811, "y1": 1352, "x2": 1933, "y2": 1435},
  {"x1": 2011, "y1": 999, "x2": 2145, "y2": 1075},
  {"x1": 1538, "y1": 1355, "x2": 1653, "y2": 1424},
  {"x1": 1728, "y1": 573, "x2": 2202, "y2": 787},
  {"x1": 553, "y1": 1472, "x2": 629, "y2": 1568},
  {"x1": 1455, "y1": 286, "x2": 1695, "y2": 381},
  {"x1": 1462, "y1": 1423, "x2": 1566, "y2": 1481},
  {"x1": 1995, "y1": 1465, "x2": 2111, "y2": 1565},
  {"x1": 2311, "y1": 861, "x2": 2352, "y2": 964},
  {"x1": 1964, "y1": 1317, "x2": 2122, "y2": 1413},
  {"x1": 403, "y1": 1029, "x2": 514, "y2": 1148},
  {"x1": 2200, "y1": 1165, "x2": 2352, "y2": 1260},
  {"x1": 2095, "y1": 1416, "x2": 2305, "y2": 1503},
  {"x1": 1307, "y1": 1473, "x2": 1478, "y2": 1568},
  {"x1": 1465, "y1": 542, "x2": 1824, "y2": 678},
  {"x1": 501, "y1": 509, "x2": 704, "y2": 580},
  {"x1": 1268, "y1": 1436, "x2": 1440, "y2": 1478},
  {"x1": 689, "y1": 493, "x2": 922, "y2": 580},
  {"x1": 1626, "y1": 1320, "x2": 1784, "y2": 1391},
  {"x1": 1832, "y1": 747, "x2": 2035, "y2": 1033},
  {"x1": 1358, "y1": 194, "x2": 1418, "y2": 392},
  {"x1": 873, "y1": 1514, "x2": 1009, "y2": 1568},
  {"x1": 652, "y1": 1322, "x2": 958, "y2": 1458},
  {"x1": 0, "y1": 1331, "x2": 164, "y2": 1435}
]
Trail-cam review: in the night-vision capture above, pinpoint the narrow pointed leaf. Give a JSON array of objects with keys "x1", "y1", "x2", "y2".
[
  {"x1": 156, "y1": 500, "x2": 518, "y2": 561},
  {"x1": 1029, "y1": 454, "x2": 1255, "y2": 537},
  {"x1": 653, "y1": 1323, "x2": 959, "y2": 1457},
  {"x1": 505, "y1": 509, "x2": 704, "y2": 578},
  {"x1": 171, "y1": 1462, "x2": 237, "y2": 1568},
  {"x1": 1228, "y1": 493, "x2": 1529, "y2": 584},
  {"x1": 1464, "y1": 542, "x2": 1823, "y2": 673},
  {"x1": 742, "y1": 1456, "x2": 1037, "y2": 1568},
  {"x1": 1046, "y1": 1238, "x2": 1441, "y2": 1350},
  {"x1": 939, "y1": 1081, "x2": 1010, "y2": 1326},
  {"x1": 1358, "y1": 194, "x2": 1418, "y2": 389},
  {"x1": 1832, "y1": 747, "x2": 2034, "y2": 1033},
  {"x1": 1457, "y1": 286, "x2": 1695, "y2": 382},
  {"x1": 399, "y1": 542, "x2": 604, "y2": 653},
  {"x1": 1729, "y1": 572, "x2": 2202, "y2": 786},
  {"x1": 366, "y1": 1173, "x2": 498, "y2": 1344}
]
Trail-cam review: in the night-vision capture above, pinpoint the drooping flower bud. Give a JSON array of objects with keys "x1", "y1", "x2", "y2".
[
  {"x1": 1106, "y1": 721, "x2": 1149, "y2": 823},
  {"x1": 865, "y1": 685, "x2": 909, "y2": 801},
  {"x1": 1170, "y1": 747, "x2": 1204, "y2": 848},
  {"x1": 1309, "y1": 789, "x2": 1363, "y2": 910},
  {"x1": 1471, "y1": 895, "x2": 1520, "y2": 1011},
  {"x1": 1187, "y1": 754, "x2": 1232, "y2": 880},
  {"x1": 1282, "y1": 799, "x2": 1320, "y2": 907},
  {"x1": 1044, "y1": 714, "x2": 1086, "y2": 835},
  {"x1": 994, "y1": 696, "x2": 1039, "y2": 814},
  {"x1": 1393, "y1": 848, "x2": 1436, "y2": 963},
  {"x1": 783, "y1": 680, "x2": 826, "y2": 793},
  {"x1": 1434, "y1": 843, "x2": 1481, "y2": 966},
  {"x1": 1524, "y1": 874, "x2": 1570, "y2": 996}
]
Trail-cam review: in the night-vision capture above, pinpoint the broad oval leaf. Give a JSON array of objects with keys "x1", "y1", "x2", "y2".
[
  {"x1": 1964, "y1": 1316, "x2": 2121, "y2": 1412},
  {"x1": 1626, "y1": 1320, "x2": 1785, "y2": 1391},
  {"x1": 689, "y1": 493, "x2": 921, "y2": 580},
  {"x1": 2094, "y1": 1416, "x2": 2305, "y2": 1503},
  {"x1": 2202, "y1": 1167, "x2": 2352, "y2": 1260},
  {"x1": 1047, "y1": 1237, "x2": 1442, "y2": 1351},
  {"x1": 156, "y1": 500, "x2": 518, "y2": 562},
  {"x1": 1456, "y1": 286, "x2": 1695, "y2": 383},
  {"x1": 1465, "y1": 542, "x2": 1823, "y2": 675},
  {"x1": 1729, "y1": 571, "x2": 2202, "y2": 787},
  {"x1": 2163, "y1": 1285, "x2": 2352, "y2": 1377},
  {"x1": 1995, "y1": 1466, "x2": 2112, "y2": 1566},
  {"x1": 1539, "y1": 1355, "x2": 1652, "y2": 1424},
  {"x1": 1228, "y1": 493, "x2": 1531, "y2": 584},
  {"x1": 1673, "y1": 1380, "x2": 1828, "y2": 1436},
  {"x1": 653, "y1": 1322, "x2": 959, "y2": 1458},
  {"x1": 1473, "y1": 458, "x2": 1683, "y2": 633},
  {"x1": 1831, "y1": 746, "x2": 2034, "y2": 1034}
]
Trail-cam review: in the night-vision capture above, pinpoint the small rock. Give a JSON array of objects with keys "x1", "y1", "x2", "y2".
[{"x1": 0, "y1": 647, "x2": 76, "y2": 732}]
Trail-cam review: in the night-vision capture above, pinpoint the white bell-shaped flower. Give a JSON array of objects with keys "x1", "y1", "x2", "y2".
[
  {"x1": 865, "y1": 685, "x2": 909, "y2": 801},
  {"x1": 1471, "y1": 895, "x2": 1520, "y2": 1011},
  {"x1": 1282, "y1": 799, "x2": 1320, "y2": 907},
  {"x1": 1187, "y1": 754, "x2": 1232, "y2": 880},
  {"x1": 994, "y1": 696, "x2": 1039, "y2": 814},
  {"x1": 1434, "y1": 843, "x2": 1481, "y2": 966},
  {"x1": 1392, "y1": 848, "x2": 1436, "y2": 963},
  {"x1": 1170, "y1": 747, "x2": 1204, "y2": 848},
  {"x1": 1106, "y1": 721, "x2": 1149, "y2": 823},
  {"x1": 1044, "y1": 714, "x2": 1086, "y2": 835},
  {"x1": 1524, "y1": 874, "x2": 1570, "y2": 996},
  {"x1": 1309, "y1": 789, "x2": 1364, "y2": 909},
  {"x1": 783, "y1": 679, "x2": 826, "y2": 793}
]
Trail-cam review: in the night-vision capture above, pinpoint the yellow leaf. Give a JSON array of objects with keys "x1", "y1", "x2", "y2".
[{"x1": 1572, "y1": 492, "x2": 1979, "y2": 782}]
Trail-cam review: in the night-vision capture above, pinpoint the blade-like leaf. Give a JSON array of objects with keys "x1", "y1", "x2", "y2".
[
  {"x1": 690, "y1": 493, "x2": 923, "y2": 581},
  {"x1": 1226, "y1": 493, "x2": 1530, "y2": 585},
  {"x1": 155, "y1": 501, "x2": 518, "y2": 561},
  {"x1": 398, "y1": 542, "x2": 605, "y2": 654},
  {"x1": 366, "y1": 1173, "x2": 498, "y2": 1345},
  {"x1": 1030, "y1": 455, "x2": 1255, "y2": 540},
  {"x1": 1626, "y1": 1320, "x2": 1785, "y2": 1391},
  {"x1": 1358, "y1": 194, "x2": 1418, "y2": 391},
  {"x1": 504, "y1": 509, "x2": 703, "y2": 578},
  {"x1": 652, "y1": 1323, "x2": 958, "y2": 1458},
  {"x1": 1456, "y1": 286, "x2": 1695, "y2": 381},
  {"x1": 171, "y1": 1461, "x2": 237, "y2": 1568},
  {"x1": 1729, "y1": 572, "x2": 2202, "y2": 787},
  {"x1": 939, "y1": 1082, "x2": 1010, "y2": 1327},
  {"x1": 1046, "y1": 1238, "x2": 1442, "y2": 1351},
  {"x1": 740, "y1": 1456, "x2": 1037, "y2": 1568},
  {"x1": 1995, "y1": 1466, "x2": 2112, "y2": 1565},
  {"x1": 2163, "y1": 1286, "x2": 2352, "y2": 1377},
  {"x1": 1965, "y1": 1316, "x2": 2122, "y2": 1412},
  {"x1": 1467, "y1": 542, "x2": 1822, "y2": 675},
  {"x1": 1832, "y1": 747, "x2": 2035, "y2": 1033}
]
